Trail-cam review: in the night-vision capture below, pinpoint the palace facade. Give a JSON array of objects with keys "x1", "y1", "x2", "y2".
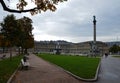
[{"x1": 34, "y1": 40, "x2": 109, "y2": 56}]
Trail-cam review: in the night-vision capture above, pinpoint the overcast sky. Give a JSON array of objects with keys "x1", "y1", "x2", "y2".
[{"x1": 0, "y1": 0, "x2": 120, "y2": 43}]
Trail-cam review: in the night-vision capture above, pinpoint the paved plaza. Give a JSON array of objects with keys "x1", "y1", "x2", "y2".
[{"x1": 94, "y1": 55, "x2": 120, "y2": 83}]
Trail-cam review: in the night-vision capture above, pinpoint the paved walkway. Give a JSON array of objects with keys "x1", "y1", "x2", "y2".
[
  {"x1": 8, "y1": 54, "x2": 120, "y2": 83},
  {"x1": 11, "y1": 54, "x2": 84, "y2": 83},
  {"x1": 94, "y1": 55, "x2": 120, "y2": 83},
  {"x1": 0, "y1": 52, "x2": 17, "y2": 60}
]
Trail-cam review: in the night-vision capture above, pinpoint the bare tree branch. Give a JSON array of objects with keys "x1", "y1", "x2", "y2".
[{"x1": 0, "y1": 0, "x2": 37, "y2": 13}]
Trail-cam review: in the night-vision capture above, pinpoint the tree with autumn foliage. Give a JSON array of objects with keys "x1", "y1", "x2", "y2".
[
  {"x1": 0, "y1": 14, "x2": 17, "y2": 60},
  {"x1": 0, "y1": 33, "x2": 10, "y2": 53},
  {"x1": 1, "y1": 15, "x2": 18, "y2": 47},
  {"x1": 0, "y1": 14, "x2": 34, "y2": 59},
  {"x1": 16, "y1": 16, "x2": 34, "y2": 54},
  {"x1": 0, "y1": 0, "x2": 67, "y2": 15}
]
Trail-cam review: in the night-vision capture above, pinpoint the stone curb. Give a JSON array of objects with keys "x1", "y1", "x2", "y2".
[
  {"x1": 7, "y1": 64, "x2": 20, "y2": 83},
  {"x1": 39, "y1": 56, "x2": 101, "y2": 82}
]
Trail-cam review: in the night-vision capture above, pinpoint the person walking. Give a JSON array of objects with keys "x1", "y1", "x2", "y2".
[{"x1": 105, "y1": 53, "x2": 108, "y2": 58}]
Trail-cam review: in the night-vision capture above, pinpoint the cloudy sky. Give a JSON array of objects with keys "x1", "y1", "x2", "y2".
[{"x1": 0, "y1": 0, "x2": 120, "y2": 43}]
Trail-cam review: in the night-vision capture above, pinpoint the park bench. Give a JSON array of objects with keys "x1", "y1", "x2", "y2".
[
  {"x1": 21, "y1": 59, "x2": 30, "y2": 70},
  {"x1": 0, "y1": 54, "x2": 6, "y2": 59}
]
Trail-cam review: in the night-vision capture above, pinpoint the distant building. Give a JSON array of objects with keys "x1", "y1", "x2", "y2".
[
  {"x1": 106, "y1": 41, "x2": 120, "y2": 47},
  {"x1": 34, "y1": 40, "x2": 109, "y2": 56}
]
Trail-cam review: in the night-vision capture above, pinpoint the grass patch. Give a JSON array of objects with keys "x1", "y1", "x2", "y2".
[
  {"x1": 37, "y1": 53, "x2": 100, "y2": 79},
  {"x1": 112, "y1": 55, "x2": 120, "y2": 58},
  {"x1": 0, "y1": 55, "x2": 22, "y2": 83}
]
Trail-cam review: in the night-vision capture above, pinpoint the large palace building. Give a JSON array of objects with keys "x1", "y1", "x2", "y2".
[{"x1": 34, "y1": 40, "x2": 109, "y2": 56}]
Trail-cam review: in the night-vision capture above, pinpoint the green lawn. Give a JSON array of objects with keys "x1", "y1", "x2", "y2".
[
  {"x1": 0, "y1": 55, "x2": 22, "y2": 83},
  {"x1": 37, "y1": 53, "x2": 100, "y2": 79},
  {"x1": 112, "y1": 55, "x2": 120, "y2": 58}
]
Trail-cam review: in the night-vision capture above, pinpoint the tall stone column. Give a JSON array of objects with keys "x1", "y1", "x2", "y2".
[
  {"x1": 92, "y1": 16, "x2": 97, "y2": 56},
  {"x1": 93, "y1": 16, "x2": 97, "y2": 44}
]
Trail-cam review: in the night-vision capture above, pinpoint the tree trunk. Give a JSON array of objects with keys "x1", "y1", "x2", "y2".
[
  {"x1": 18, "y1": 47, "x2": 21, "y2": 55},
  {"x1": 24, "y1": 48, "x2": 28, "y2": 54},
  {"x1": 21, "y1": 48, "x2": 24, "y2": 54},
  {"x1": 9, "y1": 47, "x2": 12, "y2": 61},
  {"x1": 2, "y1": 47, "x2": 5, "y2": 53}
]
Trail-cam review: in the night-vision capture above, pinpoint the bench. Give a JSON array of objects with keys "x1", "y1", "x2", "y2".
[
  {"x1": 21, "y1": 59, "x2": 30, "y2": 70},
  {"x1": 0, "y1": 55, "x2": 6, "y2": 59}
]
